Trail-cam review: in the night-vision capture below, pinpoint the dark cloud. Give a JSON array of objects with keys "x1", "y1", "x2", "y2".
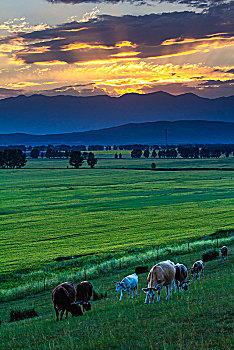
[
  {"x1": 227, "y1": 69, "x2": 234, "y2": 74},
  {"x1": 2, "y1": 2, "x2": 233, "y2": 64},
  {"x1": 199, "y1": 79, "x2": 234, "y2": 86},
  {"x1": 46, "y1": 0, "x2": 231, "y2": 8}
]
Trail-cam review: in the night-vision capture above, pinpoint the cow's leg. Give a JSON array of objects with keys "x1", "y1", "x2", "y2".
[
  {"x1": 119, "y1": 290, "x2": 123, "y2": 301},
  {"x1": 128, "y1": 288, "x2": 131, "y2": 298},
  {"x1": 60, "y1": 309, "x2": 65, "y2": 321},
  {"x1": 202, "y1": 269, "x2": 204, "y2": 277},
  {"x1": 198, "y1": 271, "x2": 201, "y2": 280},
  {"x1": 65, "y1": 309, "x2": 69, "y2": 319},
  {"x1": 157, "y1": 287, "x2": 162, "y2": 302},
  {"x1": 166, "y1": 282, "x2": 173, "y2": 300},
  {"x1": 174, "y1": 280, "x2": 178, "y2": 293},
  {"x1": 135, "y1": 285, "x2": 138, "y2": 296},
  {"x1": 132, "y1": 288, "x2": 134, "y2": 298},
  {"x1": 55, "y1": 307, "x2": 59, "y2": 322},
  {"x1": 144, "y1": 293, "x2": 149, "y2": 304}
]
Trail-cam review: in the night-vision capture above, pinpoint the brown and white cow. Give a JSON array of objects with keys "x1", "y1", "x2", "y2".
[
  {"x1": 52, "y1": 281, "x2": 83, "y2": 321},
  {"x1": 174, "y1": 263, "x2": 190, "y2": 292},
  {"x1": 190, "y1": 260, "x2": 204, "y2": 281},
  {"x1": 220, "y1": 246, "x2": 228, "y2": 261},
  {"x1": 142, "y1": 260, "x2": 176, "y2": 303},
  {"x1": 76, "y1": 281, "x2": 93, "y2": 311}
]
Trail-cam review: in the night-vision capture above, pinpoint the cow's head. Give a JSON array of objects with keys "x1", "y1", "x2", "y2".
[
  {"x1": 142, "y1": 287, "x2": 157, "y2": 303},
  {"x1": 70, "y1": 303, "x2": 83, "y2": 317},
  {"x1": 180, "y1": 280, "x2": 190, "y2": 291},
  {"x1": 82, "y1": 301, "x2": 91, "y2": 311},
  {"x1": 115, "y1": 282, "x2": 126, "y2": 292}
]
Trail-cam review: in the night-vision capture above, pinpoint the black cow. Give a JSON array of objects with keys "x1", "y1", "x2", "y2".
[
  {"x1": 174, "y1": 263, "x2": 190, "y2": 292},
  {"x1": 220, "y1": 246, "x2": 228, "y2": 261},
  {"x1": 76, "y1": 281, "x2": 93, "y2": 311},
  {"x1": 52, "y1": 282, "x2": 83, "y2": 321}
]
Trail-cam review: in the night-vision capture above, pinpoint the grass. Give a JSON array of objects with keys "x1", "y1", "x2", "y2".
[
  {"x1": 0, "y1": 158, "x2": 233, "y2": 277},
  {"x1": 0, "y1": 157, "x2": 233, "y2": 348},
  {"x1": 0, "y1": 247, "x2": 233, "y2": 349},
  {"x1": 0, "y1": 234, "x2": 233, "y2": 302}
]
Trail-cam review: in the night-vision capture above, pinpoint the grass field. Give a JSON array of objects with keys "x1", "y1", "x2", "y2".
[
  {"x1": 0, "y1": 157, "x2": 233, "y2": 278},
  {"x1": 0, "y1": 157, "x2": 233, "y2": 349},
  {"x1": 0, "y1": 247, "x2": 233, "y2": 349}
]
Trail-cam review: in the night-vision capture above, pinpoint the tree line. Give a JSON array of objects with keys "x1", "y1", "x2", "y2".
[{"x1": 130, "y1": 146, "x2": 233, "y2": 159}]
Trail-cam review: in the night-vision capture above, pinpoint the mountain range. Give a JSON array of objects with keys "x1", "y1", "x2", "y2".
[
  {"x1": 0, "y1": 120, "x2": 233, "y2": 146},
  {"x1": 0, "y1": 91, "x2": 233, "y2": 135}
]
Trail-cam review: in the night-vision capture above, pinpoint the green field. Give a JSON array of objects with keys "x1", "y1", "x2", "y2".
[
  {"x1": 0, "y1": 248, "x2": 233, "y2": 349},
  {"x1": 0, "y1": 157, "x2": 233, "y2": 277},
  {"x1": 0, "y1": 157, "x2": 233, "y2": 348}
]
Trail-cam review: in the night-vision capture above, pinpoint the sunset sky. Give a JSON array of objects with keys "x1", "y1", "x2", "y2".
[{"x1": 0, "y1": 0, "x2": 233, "y2": 99}]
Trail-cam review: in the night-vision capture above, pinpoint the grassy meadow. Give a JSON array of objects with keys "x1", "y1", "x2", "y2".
[
  {"x1": 0, "y1": 247, "x2": 233, "y2": 349},
  {"x1": 0, "y1": 157, "x2": 233, "y2": 278},
  {"x1": 0, "y1": 156, "x2": 233, "y2": 348}
]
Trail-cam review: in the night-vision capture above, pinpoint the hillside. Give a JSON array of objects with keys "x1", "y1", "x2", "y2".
[
  {"x1": 0, "y1": 246, "x2": 233, "y2": 349},
  {"x1": 0, "y1": 120, "x2": 233, "y2": 145},
  {"x1": 0, "y1": 92, "x2": 233, "y2": 134}
]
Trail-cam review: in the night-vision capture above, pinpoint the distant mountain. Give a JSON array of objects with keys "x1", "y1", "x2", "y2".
[
  {"x1": 0, "y1": 92, "x2": 233, "y2": 134},
  {"x1": 0, "y1": 120, "x2": 233, "y2": 145}
]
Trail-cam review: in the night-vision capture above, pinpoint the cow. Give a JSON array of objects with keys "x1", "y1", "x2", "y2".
[
  {"x1": 174, "y1": 263, "x2": 190, "y2": 292},
  {"x1": 52, "y1": 281, "x2": 83, "y2": 321},
  {"x1": 76, "y1": 281, "x2": 93, "y2": 311},
  {"x1": 142, "y1": 260, "x2": 176, "y2": 303},
  {"x1": 220, "y1": 246, "x2": 228, "y2": 261},
  {"x1": 115, "y1": 273, "x2": 138, "y2": 301},
  {"x1": 190, "y1": 260, "x2": 204, "y2": 281}
]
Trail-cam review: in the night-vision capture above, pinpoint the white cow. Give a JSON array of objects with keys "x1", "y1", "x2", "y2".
[{"x1": 115, "y1": 273, "x2": 138, "y2": 301}]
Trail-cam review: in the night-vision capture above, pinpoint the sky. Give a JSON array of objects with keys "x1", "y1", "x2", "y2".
[{"x1": 0, "y1": 0, "x2": 233, "y2": 99}]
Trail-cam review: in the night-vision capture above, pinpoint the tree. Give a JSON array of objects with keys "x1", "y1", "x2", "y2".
[
  {"x1": 151, "y1": 162, "x2": 156, "y2": 169},
  {"x1": 0, "y1": 151, "x2": 5, "y2": 168},
  {"x1": 0, "y1": 149, "x2": 27, "y2": 168},
  {"x1": 69, "y1": 151, "x2": 84, "y2": 168},
  {"x1": 200, "y1": 147, "x2": 210, "y2": 158},
  {"x1": 143, "y1": 149, "x2": 150, "y2": 158},
  {"x1": 119, "y1": 153, "x2": 122, "y2": 159},
  {"x1": 30, "y1": 148, "x2": 40, "y2": 159},
  {"x1": 87, "y1": 152, "x2": 97, "y2": 168},
  {"x1": 131, "y1": 149, "x2": 142, "y2": 158},
  {"x1": 114, "y1": 153, "x2": 118, "y2": 159},
  {"x1": 211, "y1": 149, "x2": 221, "y2": 158},
  {"x1": 151, "y1": 149, "x2": 157, "y2": 158}
]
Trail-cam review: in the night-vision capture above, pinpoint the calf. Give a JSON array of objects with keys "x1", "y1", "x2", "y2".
[
  {"x1": 174, "y1": 263, "x2": 190, "y2": 292},
  {"x1": 76, "y1": 281, "x2": 93, "y2": 311},
  {"x1": 220, "y1": 246, "x2": 228, "y2": 261},
  {"x1": 142, "y1": 260, "x2": 175, "y2": 303},
  {"x1": 190, "y1": 260, "x2": 204, "y2": 281},
  {"x1": 115, "y1": 273, "x2": 138, "y2": 301},
  {"x1": 52, "y1": 282, "x2": 83, "y2": 321}
]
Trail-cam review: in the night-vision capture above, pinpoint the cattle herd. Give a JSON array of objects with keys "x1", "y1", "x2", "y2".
[{"x1": 52, "y1": 246, "x2": 228, "y2": 320}]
